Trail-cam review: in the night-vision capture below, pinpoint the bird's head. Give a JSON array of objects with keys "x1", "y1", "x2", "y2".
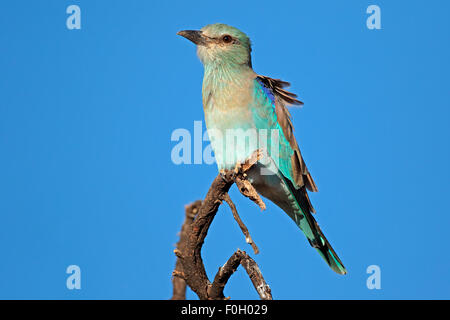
[{"x1": 177, "y1": 23, "x2": 252, "y2": 67}]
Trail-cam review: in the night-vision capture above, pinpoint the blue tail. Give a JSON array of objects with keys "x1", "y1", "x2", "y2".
[{"x1": 284, "y1": 177, "x2": 347, "y2": 275}]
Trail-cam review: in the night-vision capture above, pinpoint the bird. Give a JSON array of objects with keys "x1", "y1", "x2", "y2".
[{"x1": 177, "y1": 23, "x2": 346, "y2": 275}]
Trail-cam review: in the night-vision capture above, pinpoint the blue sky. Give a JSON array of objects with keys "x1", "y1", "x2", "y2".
[{"x1": 0, "y1": 0, "x2": 449, "y2": 299}]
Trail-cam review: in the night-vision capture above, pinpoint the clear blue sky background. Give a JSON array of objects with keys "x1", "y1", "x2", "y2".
[{"x1": 1, "y1": 0, "x2": 449, "y2": 299}]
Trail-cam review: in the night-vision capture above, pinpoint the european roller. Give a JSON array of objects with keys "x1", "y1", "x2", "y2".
[{"x1": 178, "y1": 24, "x2": 346, "y2": 275}]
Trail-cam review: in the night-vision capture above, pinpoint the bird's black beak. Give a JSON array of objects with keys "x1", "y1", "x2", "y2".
[{"x1": 177, "y1": 30, "x2": 207, "y2": 46}]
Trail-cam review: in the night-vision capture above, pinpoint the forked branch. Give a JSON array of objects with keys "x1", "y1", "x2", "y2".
[{"x1": 170, "y1": 151, "x2": 272, "y2": 300}]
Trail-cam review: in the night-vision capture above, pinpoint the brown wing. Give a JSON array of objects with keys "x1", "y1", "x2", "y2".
[{"x1": 257, "y1": 75, "x2": 318, "y2": 195}]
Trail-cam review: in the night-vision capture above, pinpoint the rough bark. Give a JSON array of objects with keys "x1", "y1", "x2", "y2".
[{"x1": 171, "y1": 153, "x2": 272, "y2": 300}]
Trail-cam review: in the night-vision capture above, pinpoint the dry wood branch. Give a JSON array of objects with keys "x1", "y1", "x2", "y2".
[
  {"x1": 171, "y1": 151, "x2": 272, "y2": 300},
  {"x1": 208, "y1": 249, "x2": 272, "y2": 300},
  {"x1": 171, "y1": 200, "x2": 202, "y2": 300},
  {"x1": 222, "y1": 193, "x2": 259, "y2": 255},
  {"x1": 235, "y1": 176, "x2": 266, "y2": 211},
  {"x1": 234, "y1": 149, "x2": 266, "y2": 211},
  {"x1": 238, "y1": 250, "x2": 273, "y2": 300},
  {"x1": 176, "y1": 173, "x2": 235, "y2": 300}
]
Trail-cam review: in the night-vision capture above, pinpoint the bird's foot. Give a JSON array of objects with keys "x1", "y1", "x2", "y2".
[{"x1": 234, "y1": 162, "x2": 242, "y2": 174}]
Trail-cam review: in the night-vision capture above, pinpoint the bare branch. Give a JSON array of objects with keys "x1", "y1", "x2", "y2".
[
  {"x1": 235, "y1": 176, "x2": 266, "y2": 211},
  {"x1": 222, "y1": 193, "x2": 259, "y2": 255},
  {"x1": 176, "y1": 173, "x2": 235, "y2": 300},
  {"x1": 238, "y1": 250, "x2": 273, "y2": 300},
  {"x1": 208, "y1": 251, "x2": 242, "y2": 299},
  {"x1": 170, "y1": 200, "x2": 202, "y2": 300},
  {"x1": 235, "y1": 149, "x2": 266, "y2": 211},
  {"x1": 208, "y1": 249, "x2": 272, "y2": 300},
  {"x1": 171, "y1": 154, "x2": 272, "y2": 300}
]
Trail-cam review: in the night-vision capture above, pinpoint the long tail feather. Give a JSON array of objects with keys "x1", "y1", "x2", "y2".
[{"x1": 284, "y1": 178, "x2": 347, "y2": 275}]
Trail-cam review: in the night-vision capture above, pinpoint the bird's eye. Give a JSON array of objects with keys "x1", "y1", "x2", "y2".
[{"x1": 222, "y1": 35, "x2": 233, "y2": 43}]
